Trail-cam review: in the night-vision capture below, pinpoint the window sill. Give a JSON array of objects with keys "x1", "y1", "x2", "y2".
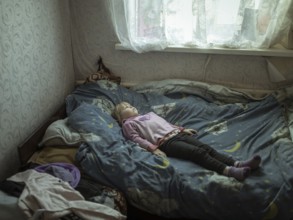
[{"x1": 115, "y1": 43, "x2": 293, "y2": 57}]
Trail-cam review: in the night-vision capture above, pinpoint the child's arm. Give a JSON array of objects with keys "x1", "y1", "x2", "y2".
[
  {"x1": 168, "y1": 121, "x2": 197, "y2": 135},
  {"x1": 182, "y1": 128, "x2": 197, "y2": 135},
  {"x1": 122, "y1": 122, "x2": 154, "y2": 151}
]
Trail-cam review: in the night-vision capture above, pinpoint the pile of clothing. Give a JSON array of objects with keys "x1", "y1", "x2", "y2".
[{"x1": 0, "y1": 163, "x2": 126, "y2": 220}]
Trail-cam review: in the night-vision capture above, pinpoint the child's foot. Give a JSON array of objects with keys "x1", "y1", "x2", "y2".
[
  {"x1": 228, "y1": 166, "x2": 251, "y2": 181},
  {"x1": 235, "y1": 155, "x2": 261, "y2": 170}
]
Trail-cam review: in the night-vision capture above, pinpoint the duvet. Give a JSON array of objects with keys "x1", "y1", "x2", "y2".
[{"x1": 65, "y1": 79, "x2": 293, "y2": 220}]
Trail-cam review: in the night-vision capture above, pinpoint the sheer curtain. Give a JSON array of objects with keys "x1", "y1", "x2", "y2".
[{"x1": 108, "y1": 0, "x2": 293, "y2": 53}]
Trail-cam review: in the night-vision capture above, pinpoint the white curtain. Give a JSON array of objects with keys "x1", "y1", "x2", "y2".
[{"x1": 108, "y1": 0, "x2": 293, "y2": 53}]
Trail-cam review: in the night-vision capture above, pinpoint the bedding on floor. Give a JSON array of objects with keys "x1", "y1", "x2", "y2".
[
  {"x1": 0, "y1": 123, "x2": 127, "y2": 219},
  {"x1": 61, "y1": 79, "x2": 293, "y2": 220}
]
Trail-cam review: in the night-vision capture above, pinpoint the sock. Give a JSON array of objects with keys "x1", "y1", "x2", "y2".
[
  {"x1": 226, "y1": 166, "x2": 251, "y2": 181},
  {"x1": 235, "y1": 155, "x2": 261, "y2": 170}
]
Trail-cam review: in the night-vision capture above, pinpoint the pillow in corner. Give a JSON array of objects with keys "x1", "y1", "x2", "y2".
[
  {"x1": 66, "y1": 102, "x2": 122, "y2": 145},
  {"x1": 40, "y1": 118, "x2": 83, "y2": 147}
]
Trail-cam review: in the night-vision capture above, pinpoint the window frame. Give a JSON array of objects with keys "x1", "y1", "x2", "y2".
[{"x1": 115, "y1": 43, "x2": 293, "y2": 57}]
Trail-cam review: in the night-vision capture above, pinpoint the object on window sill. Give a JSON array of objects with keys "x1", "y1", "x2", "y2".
[{"x1": 83, "y1": 56, "x2": 121, "y2": 85}]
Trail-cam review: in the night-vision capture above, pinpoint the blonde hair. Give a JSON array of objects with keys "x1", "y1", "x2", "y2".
[{"x1": 113, "y1": 102, "x2": 131, "y2": 124}]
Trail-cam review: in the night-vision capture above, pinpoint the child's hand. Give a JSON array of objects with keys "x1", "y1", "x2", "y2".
[
  {"x1": 183, "y1": 128, "x2": 197, "y2": 135},
  {"x1": 153, "y1": 149, "x2": 167, "y2": 157}
]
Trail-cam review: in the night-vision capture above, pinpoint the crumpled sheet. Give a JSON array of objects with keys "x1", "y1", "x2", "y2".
[{"x1": 8, "y1": 169, "x2": 126, "y2": 220}]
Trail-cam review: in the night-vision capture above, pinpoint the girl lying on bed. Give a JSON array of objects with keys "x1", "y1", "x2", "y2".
[{"x1": 114, "y1": 101, "x2": 262, "y2": 181}]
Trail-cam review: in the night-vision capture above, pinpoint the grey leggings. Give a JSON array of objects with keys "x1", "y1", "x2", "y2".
[{"x1": 159, "y1": 133, "x2": 235, "y2": 174}]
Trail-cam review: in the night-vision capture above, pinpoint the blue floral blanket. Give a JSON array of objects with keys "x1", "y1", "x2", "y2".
[{"x1": 65, "y1": 80, "x2": 293, "y2": 220}]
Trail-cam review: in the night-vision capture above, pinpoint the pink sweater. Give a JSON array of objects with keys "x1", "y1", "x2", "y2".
[{"x1": 122, "y1": 112, "x2": 182, "y2": 151}]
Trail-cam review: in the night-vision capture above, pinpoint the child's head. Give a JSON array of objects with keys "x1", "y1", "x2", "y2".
[{"x1": 113, "y1": 102, "x2": 138, "y2": 123}]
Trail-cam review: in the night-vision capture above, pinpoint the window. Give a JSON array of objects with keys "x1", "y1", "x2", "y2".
[{"x1": 109, "y1": 0, "x2": 293, "y2": 53}]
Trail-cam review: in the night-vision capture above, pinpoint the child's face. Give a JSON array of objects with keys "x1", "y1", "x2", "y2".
[{"x1": 118, "y1": 102, "x2": 138, "y2": 122}]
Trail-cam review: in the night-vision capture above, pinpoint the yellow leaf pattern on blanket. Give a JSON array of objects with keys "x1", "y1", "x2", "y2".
[
  {"x1": 98, "y1": 115, "x2": 113, "y2": 128},
  {"x1": 147, "y1": 158, "x2": 170, "y2": 169},
  {"x1": 154, "y1": 158, "x2": 170, "y2": 169},
  {"x1": 224, "y1": 141, "x2": 241, "y2": 153},
  {"x1": 262, "y1": 202, "x2": 278, "y2": 220}
]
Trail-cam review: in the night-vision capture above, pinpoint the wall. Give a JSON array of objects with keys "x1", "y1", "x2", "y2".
[
  {"x1": 70, "y1": 0, "x2": 293, "y2": 91},
  {"x1": 0, "y1": 0, "x2": 74, "y2": 180}
]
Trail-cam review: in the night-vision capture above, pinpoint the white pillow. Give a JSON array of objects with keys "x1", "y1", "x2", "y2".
[{"x1": 39, "y1": 118, "x2": 82, "y2": 147}]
